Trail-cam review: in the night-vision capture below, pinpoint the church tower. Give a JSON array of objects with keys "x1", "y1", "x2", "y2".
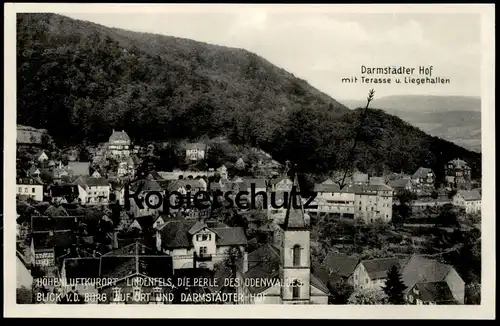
[{"x1": 279, "y1": 173, "x2": 311, "y2": 304}]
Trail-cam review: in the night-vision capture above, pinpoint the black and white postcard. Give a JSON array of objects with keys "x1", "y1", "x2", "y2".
[{"x1": 3, "y1": 3, "x2": 495, "y2": 319}]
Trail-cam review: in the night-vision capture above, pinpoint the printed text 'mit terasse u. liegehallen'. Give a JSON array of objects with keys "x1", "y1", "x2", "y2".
[
  {"x1": 342, "y1": 65, "x2": 451, "y2": 85},
  {"x1": 124, "y1": 183, "x2": 318, "y2": 211}
]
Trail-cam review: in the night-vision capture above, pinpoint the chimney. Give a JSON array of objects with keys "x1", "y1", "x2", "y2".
[
  {"x1": 242, "y1": 252, "x2": 248, "y2": 273},
  {"x1": 112, "y1": 230, "x2": 119, "y2": 249}
]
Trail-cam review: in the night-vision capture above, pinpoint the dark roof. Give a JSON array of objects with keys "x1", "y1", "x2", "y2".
[
  {"x1": 388, "y1": 179, "x2": 411, "y2": 189},
  {"x1": 63, "y1": 258, "x2": 101, "y2": 279},
  {"x1": 402, "y1": 255, "x2": 453, "y2": 292},
  {"x1": 134, "y1": 215, "x2": 155, "y2": 230},
  {"x1": 99, "y1": 256, "x2": 136, "y2": 279},
  {"x1": 138, "y1": 256, "x2": 173, "y2": 278},
  {"x1": 160, "y1": 220, "x2": 246, "y2": 249},
  {"x1": 412, "y1": 167, "x2": 434, "y2": 179},
  {"x1": 237, "y1": 244, "x2": 281, "y2": 293},
  {"x1": 148, "y1": 171, "x2": 164, "y2": 180},
  {"x1": 102, "y1": 242, "x2": 157, "y2": 256},
  {"x1": 212, "y1": 226, "x2": 247, "y2": 246},
  {"x1": 282, "y1": 186, "x2": 307, "y2": 230},
  {"x1": 348, "y1": 184, "x2": 393, "y2": 194},
  {"x1": 447, "y1": 159, "x2": 469, "y2": 169},
  {"x1": 269, "y1": 176, "x2": 291, "y2": 186},
  {"x1": 99, "y1": 242, "x2": 173, "y2": 280},
  {"x1": 43, "y1": 205, "x2": 69, "y2": 217},
  {"x1": 32, "y1": 231, "x2": 74, "y2": 251},
  {"x1": 314, "y1": 183, "x2": 342, "y2": 193},
  {"x1": 160, "y1": 220, "x2": 197, "y2": 249},
  {"x1": 68, "y1": 162, "x2": 90, "y2": 176},
  {"x1": 166, "y1": 179, "x2": 205, "y2": 192},
  {"x1": 109, "y1": 130, "x2": 130, "y2": 142},
  {"x1": 323, "y1": 253, "x2": 360, "y2": 278},
  {"x1": 457, "y1": 189, "x2": 481, "y2": 201},
  {"x1": 130, "y1": 177, "x2": 163, "y2": 192},
  {"x1": 414, "y1": 281, "x2": 455, "y2": 303},
  {"x1": 185, "y1": 142, "x2": 206, "y2": 150},
  {"x1": 369, "y1": 177, "x2": 386, "y2": 186},
  {"x1": 32, "y1": 216, "x2": 78, "y2": 232},
  {"x1": 361, "y1": 257, "x2": 401, "y2": 280}
]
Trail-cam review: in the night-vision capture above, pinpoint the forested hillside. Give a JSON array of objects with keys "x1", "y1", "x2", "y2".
[{"x1": 16, "y1": 13, "x2": 481, "y2": 179}]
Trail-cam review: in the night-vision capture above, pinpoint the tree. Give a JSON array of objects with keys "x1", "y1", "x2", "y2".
[
  {"x1": 437, "y1": 204, "x2": 459, "y2": 227},
  {"x1": 465, "y1": 283, "x2": 481, "y2": 305},
  {"x1": 329, "y1": 282, "x2": 354, "y2": 304},
  {"x1": 235, "y1": 157, "x2": 246, "y2": 171},
  {"x1": 382, "y1": 265, "x2": 407, "y2": 304},
  {"x1": 347, "y1": 287, "x2": 388, "y2": 305},
  {"x1": 214, "y1": 246, "x2": 243, "y2": 277}
]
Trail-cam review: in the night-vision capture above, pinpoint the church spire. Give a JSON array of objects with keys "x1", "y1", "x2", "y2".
[{"x1": 282, "y1": 166, "x2": 307, "y2": 230}]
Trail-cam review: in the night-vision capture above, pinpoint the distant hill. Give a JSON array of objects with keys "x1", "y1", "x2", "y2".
[
  {"x1": 16, "y1": 13, "x2": 481, "y2": 179},
  {"x1": 341, "y1": 95, "x2": 481, "y2": 152}
]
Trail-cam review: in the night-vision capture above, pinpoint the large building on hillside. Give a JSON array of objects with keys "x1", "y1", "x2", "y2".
[
  {"x1": 445, "y1": 158, "x2": 472, "y2": 186},
  {"x1": 307, "y1": 180, "x2": 393, "y2": 223},
  {"x1": 108, "y1": 130, "x2": 131, "y2": 159},
  {"x1": 17, "y1": 125, "x2": 47, "y2": 145}
]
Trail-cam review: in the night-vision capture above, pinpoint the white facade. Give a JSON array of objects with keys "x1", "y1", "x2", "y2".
[
  {"x1": 453, "y1": 192, "x2": 481, "y2": 214},
  {"x1": 186, "y1": 147, "x2": 206, "y2": 161},
  {"x1": 157, "y1": 226, "x2": 245, "y2": 270},
  {"x1": 308, "y1": 190, "x2": 355, "y2": 217},
  {"x1": 352, "y1": 263, "x2": 385, "y2": 290},
  {"x1": 77, "y1": 184, "x2": 110, "y2": 205},
  {"x1": 353, "y1": 185, "x2": 393, "y2": 223},
  {"x1": 16, "y1": 181, "x2": 43, "y2": 201}
]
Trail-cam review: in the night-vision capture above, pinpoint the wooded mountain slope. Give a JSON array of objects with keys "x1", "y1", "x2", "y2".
[{"x1": 16, "y1": 13, "x2": 481, "y2": 179}]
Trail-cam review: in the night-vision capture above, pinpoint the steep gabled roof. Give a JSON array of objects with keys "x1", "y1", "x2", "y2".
[
  {"x1": 412, "y1": 167, "x2": 434, "y2": 179},
  {"x1": 402, "y1": 255, "x2": 453, "y2": 293},
  {"x1": 457, "y1": 189, "x2": 481, "y2": 201},
  {"x1": 414, "y1": 281, "x2": 455, "y2": 303},
  {"x1": 282, "y1": 176, "x2": 307, "y2": 230},
  {"x1": 185, "y1": 142, "x2": 206, "y2": 150},
  {"x1": 67, "y1": 162, "x2": 90, "y2": 176},
  {"x1": 109, "y1": 130, "x2": 130, "y2": 142},
  {"x1": 360, "y1": 257, "x2": 401, "y2": 280},
  {"x1": 212, "y1": 226, "x2": 247, "y2": 246},
  {"x1": 323, "y1": 253, "x2": 360, "y2": 278}
]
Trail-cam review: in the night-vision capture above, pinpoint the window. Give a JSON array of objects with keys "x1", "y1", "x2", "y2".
[
  {"x1": 292, "y1": 280, "x2": 300, "y2": 299},
  {"x1": 18, "y1": 187, "x2": 22, "y2": 192},
  {"x1": 199, "y1": 246, "x2": 208, "y2": 256},
  {"x1": 24, "y1": 188, "x2": 28, "y2": 193},
  {"x1": 293, "y1": 245, "x2": 301, "y2": 266},
  {"x1": 32, "y1": 188, "x2": 35, "y2": 193}
]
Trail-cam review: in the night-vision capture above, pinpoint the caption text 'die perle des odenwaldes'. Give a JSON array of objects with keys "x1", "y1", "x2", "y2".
[
  {"x1": 341, "y1": 65, "x2": 451, "y2": 85},
  {"x1": 33, "y1": 276, "x2": 303, "y2": 304}
]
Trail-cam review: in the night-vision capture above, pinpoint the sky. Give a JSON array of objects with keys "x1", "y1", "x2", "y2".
[{"x1": 61, "y1": 6, "x2": 482, "y2": 101}]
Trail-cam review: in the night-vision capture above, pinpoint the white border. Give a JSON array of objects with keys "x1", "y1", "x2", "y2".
[{"x1": 3, "y1": 3, "x2": 495, "y2": 319}]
